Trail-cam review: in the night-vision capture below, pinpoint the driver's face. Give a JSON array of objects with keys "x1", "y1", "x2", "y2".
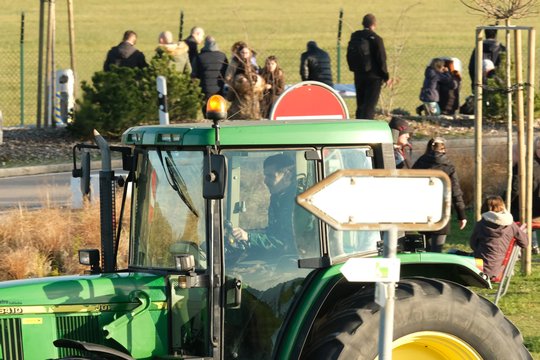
[{"x1": 264, "y1": 165, "x2": 291, "y2": 194}]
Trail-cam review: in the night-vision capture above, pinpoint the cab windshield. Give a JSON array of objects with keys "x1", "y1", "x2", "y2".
[{"x1": 130, "y1": 150, "x2": 207, "y2": 270}]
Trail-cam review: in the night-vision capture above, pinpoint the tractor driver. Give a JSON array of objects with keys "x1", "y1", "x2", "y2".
[{"x1": 231, "y1": 154, "x2": 297, "y2": 255}]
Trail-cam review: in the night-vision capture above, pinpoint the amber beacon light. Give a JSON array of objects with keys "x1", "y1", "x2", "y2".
[{"x1": 206, "y1": 95, "x2": 227, "y2": 121}]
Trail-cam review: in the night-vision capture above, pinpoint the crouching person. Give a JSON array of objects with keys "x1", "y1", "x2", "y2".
[{"x1": 469, "y1": 195, "x2": 528, "y2": 280}]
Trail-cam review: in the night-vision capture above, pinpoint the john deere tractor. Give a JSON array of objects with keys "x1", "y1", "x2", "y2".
[{"x1": 0, "y1": 92, "x2": 531, "y2": 359}]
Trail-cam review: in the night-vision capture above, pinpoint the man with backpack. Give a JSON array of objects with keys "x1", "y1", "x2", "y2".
[
  {"x1": 467, "y1": 27, "x2": 506, "y2": 92},
  {"x1": 346, "y1": 13, "x2": 389, "y2": 119}
]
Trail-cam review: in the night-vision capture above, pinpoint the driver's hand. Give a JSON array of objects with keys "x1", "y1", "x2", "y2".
[{"x1": 232, "y1": 227, "x2": 248, "y2": 242}]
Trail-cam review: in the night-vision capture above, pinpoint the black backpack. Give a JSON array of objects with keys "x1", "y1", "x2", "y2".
[{"x1": 346, "y1": 35, "x2": 372, "y2": 72}]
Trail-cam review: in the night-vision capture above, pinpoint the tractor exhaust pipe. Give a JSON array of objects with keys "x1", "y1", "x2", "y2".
[{"x1": 94, "y1": 130, "x2": 116, "y2": 272}]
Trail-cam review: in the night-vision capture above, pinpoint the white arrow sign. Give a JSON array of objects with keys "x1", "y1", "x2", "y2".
[{"x1": 297, "y1": 169, "x2": 452, "y2": 231}]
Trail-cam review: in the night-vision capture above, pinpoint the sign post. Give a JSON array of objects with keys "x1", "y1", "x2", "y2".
[{"x1": 297, "y1": 169, "x2": 451, "y2": 359}]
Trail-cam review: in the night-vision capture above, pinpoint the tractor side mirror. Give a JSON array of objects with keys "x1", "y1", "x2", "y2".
[{"x1": 203, "y1": 154, "x2": 227, "y2": 199}]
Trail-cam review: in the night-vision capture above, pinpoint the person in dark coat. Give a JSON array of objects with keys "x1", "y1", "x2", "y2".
[
  {"x1": 103, "y1": 30, "x2": 147, "y2": 71},
  {"x1": 260, "y1": 55, "x2": 285, "y2": 119},
  {"x1": 389, "y1": 117, "x2": 412, "y2": 169},
  {"x1": 231, "y1": 154, "x2": 297, "y2": 255},
  {"x1": 192, "y1": 36, "x2": 229, "y2": 106},
  {"x1": 412, "y1": 137, "x2": 467, "y2": 252},
  {"x1": 299, "y1": 41, "x2": 333, "y2": 87},
  {"x1": 468, "y1": 28, "x2": 506, "y2": 92},
  {"x1": 347, "y1": 14, "x2": 389, "y2": 119},
  {"x1": 470, "y1": 195, "x2": 527, "y2": 279},
  {"x1": 508, "y1": 138, "x2": 540, "y2": 254},
  {"x1": 184, "y1": 26, "x2": 205, "y2": 66},
  {"x1": 416, "y1": 58, "x2": 456, "y2": 116}
]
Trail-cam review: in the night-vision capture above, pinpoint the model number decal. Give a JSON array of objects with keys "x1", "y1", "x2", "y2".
[{"x1": 0, "y1": 307, "x2": 23, "y2": 314}]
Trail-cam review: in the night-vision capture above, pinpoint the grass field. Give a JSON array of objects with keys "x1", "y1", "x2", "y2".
[{"x1": 2, "y1": 0, "x2": 540, "y2": 125}]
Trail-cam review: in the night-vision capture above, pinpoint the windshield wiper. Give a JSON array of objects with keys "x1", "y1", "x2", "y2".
[{"x1": 159, "y1": 151, "x2": 200, "y2": 218}]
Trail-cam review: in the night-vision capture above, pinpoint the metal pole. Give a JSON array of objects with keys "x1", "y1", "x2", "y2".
[
  {"x1": 20, "y1": 12, "x2": 25, "y2": 127},
  {"x1": 44, "y1": 0, "x2": 53, "y2": 127},
  {"x1": 378, "y1": 226, "x2": 397, "y2": 359},
  {"x1": 336, "y1": 8, "x2": 343, "y2": 84},
  {"x1": 474, "y1": 29, "x2": 483, "y2": 221},
  {"x1": 51, "y1": 0, "x2": 56, "y2": 127},
  {"x1": 505, "y1": 20, "x2": 513, "y2": 207},
  {"x1": 67, "y1": 0, "x2": 76, "y2": 98},
  {"x1": 157, "y1": 76, "x2": 169, "y2": 125},
  {"x1": 37, "y1": 0, "x2": 46, "y2": 128},
  {"x1": 524, "y1": 28, "x2": 535, "y2": 275}
]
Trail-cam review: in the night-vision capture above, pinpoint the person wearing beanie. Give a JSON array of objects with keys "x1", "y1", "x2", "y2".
[
  {"x1": 388, "y1": 117, "x2": 412, "y2": 169},
  {"x1": 299, "y1": 41, "x2": 333, "y2": 87},
  {"x1": 412, "y1": 137, "x2": 468, "y2": 252},
  {"x1": 470, "y1": 195, "x2": 527, "y2": 279},
  {"x1": 191, "y1": 35, "x2": 229, "y2": 108}
]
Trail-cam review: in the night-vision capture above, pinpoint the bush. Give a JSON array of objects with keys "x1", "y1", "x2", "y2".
[{"x1": 70, "y1": 55, "x2": 203, "y2": 138}]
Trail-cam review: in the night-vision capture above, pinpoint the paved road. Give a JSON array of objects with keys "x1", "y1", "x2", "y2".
[{"x1": 0, "y1": 172, "x2": 74, "y2": 210}]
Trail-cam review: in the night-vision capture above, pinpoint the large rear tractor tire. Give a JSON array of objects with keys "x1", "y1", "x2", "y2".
[{"x1": 301, "y1": 278, "x2": 531, "y2": 360}]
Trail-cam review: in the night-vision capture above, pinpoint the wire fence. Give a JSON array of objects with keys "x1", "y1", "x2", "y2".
[{"x1": 2, "y1": 45, "x2": 539, "y2": 127}]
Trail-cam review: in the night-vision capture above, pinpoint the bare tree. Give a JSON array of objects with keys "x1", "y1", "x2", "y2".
[{"x1": 459, "y1": 0, "x2": 538, "y2": 20}]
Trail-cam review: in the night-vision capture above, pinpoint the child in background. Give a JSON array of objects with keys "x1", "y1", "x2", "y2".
[{"x1": 469, "y1": 195, "x2": 528, "y2": 280}]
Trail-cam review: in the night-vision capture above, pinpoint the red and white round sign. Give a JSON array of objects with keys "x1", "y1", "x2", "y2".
[{"x1": 269, "y1": 81, "x2": 349, "y2": 120}]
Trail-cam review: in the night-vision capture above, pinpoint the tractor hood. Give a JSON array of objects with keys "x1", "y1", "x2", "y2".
[{"x1": 0, "y1": 272, "x2": 167, "y2": 308}]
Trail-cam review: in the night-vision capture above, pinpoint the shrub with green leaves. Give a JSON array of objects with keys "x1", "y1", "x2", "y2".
[{"x1": 71, "y1": 55, "x2": 203, "y2": 138}]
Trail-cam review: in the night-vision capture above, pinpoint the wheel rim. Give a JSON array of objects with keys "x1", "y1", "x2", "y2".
[{"x1": 388, "y1": 331, "x2": 483, "y2": 360}]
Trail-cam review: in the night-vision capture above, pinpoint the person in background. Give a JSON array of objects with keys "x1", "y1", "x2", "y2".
[
  {"x1": 470, "y1": 195, "x2": 527, "y2": 279},
  {"x1": 346, "y1": 13, "x2": 389, "y2": 119},
  {"x1": 225, "y1": 44, "x2": 264, "y2": 120},
  {"x1": 508, "y1": 138, "x2": 540, "y2": 254},
  {"x1": 412, "y1": 137, "x2": 467, "y2": 252},
  {"x1": 103, "y1": 30, "x2": 147, "y2": 71},
  {"x1": 416, "y1": 58, "x2": 456, "y2": 116},
  {"x1": 388, "y1": 117, "x2": 412, "y2": 169},
  {"x1": 438, "y1": 59, "x2": 462, "y2": 115},
  {"x1": 155, "y1": 31, "x2": 191, "y2": 74},
  {"x1": 192, "y1": 36, "x2": 228, "y2": 109},
  {"x1": 260, "y1": 56, "x2": 285, "y2": 119},
  {"x1": 468, "y1": 27, "x2": 506, "y2": 92},
  {"x1": 184, "y1": 26, "x2": 205, "y2": 66},
  {"x1": 299, "y1": 41, "x2": 333, "y2": 87}
]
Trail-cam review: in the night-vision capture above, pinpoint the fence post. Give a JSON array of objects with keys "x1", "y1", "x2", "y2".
[
  {"x1": 20, "y1": 11, "x2": 25, "y2": 127},
  {"x1": 67, "y1": 0, "x2": 76, "y2": 98},
  {"x1": 336, "y1": 8, "x2": 343, "y2": 84},
  {"x1": 37, "y1": 0, "x2": 46, "y2": 128}
]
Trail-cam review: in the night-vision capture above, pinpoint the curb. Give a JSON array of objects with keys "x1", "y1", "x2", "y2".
[{"x1": 0, "y1": 160, "x2": 123, "y2": 179}]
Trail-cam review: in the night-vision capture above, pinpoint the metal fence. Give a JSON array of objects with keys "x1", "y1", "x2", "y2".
[{"x1": 2, "y1": 45, "x2": 539, "y2": 127}]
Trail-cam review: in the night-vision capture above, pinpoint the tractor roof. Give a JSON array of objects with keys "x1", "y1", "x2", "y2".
[{"x1": 122, "y1": 119, "x2": 393, "y2": 147}]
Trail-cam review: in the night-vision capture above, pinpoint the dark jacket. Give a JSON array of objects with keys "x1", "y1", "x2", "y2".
[
  {"x1": 248, "y1": 183, "x2": 297, "y2": 255},
  {"x1": 192, "y1": 42, "x2": 228, "y2": 99},
  {"x1": 468, "y1": 39, "x2": 506, "y2": 84},
  {"x1": 470, "y1": 210, "x2": 527, "y2": 278},
  {"x1": 509, "y1": 156, "x2": 540, "y2": 221},
  {"x1": 184, "y1": 35, "x2": 199, "y2": 65},
  {"x1": 103, "y1": 41, "x2": 147, "y2": 71},
  {"x1": 348, "y1": 29, "x2": 389, "y2": 81},
  {"x1": 412, "y1": 150, "x2": 466, "y2": 234},
  {"x1": 300, "y1": 41, "x2": 333, "y2": 87},
  {"x1": 419, "y1": 67, "x2": 456, "y2": 103}
]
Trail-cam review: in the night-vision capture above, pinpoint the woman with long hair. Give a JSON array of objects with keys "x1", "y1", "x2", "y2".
[{"x1": 259, "y1": 56, "x2": 285, "y2": 119}]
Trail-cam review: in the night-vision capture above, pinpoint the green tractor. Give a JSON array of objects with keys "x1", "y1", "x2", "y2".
[{"x1": 0, "y1": 94, "x2": 532, "y2": 359}]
